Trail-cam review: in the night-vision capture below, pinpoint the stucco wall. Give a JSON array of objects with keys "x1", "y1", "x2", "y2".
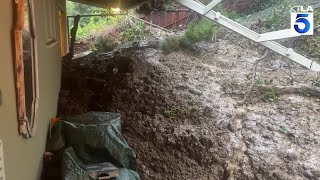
[{"x1": 0, "y1": 0, "x2": 64, "y2": 179}]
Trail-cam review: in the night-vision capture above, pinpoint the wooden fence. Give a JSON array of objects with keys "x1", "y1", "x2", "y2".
[{"x1": 140, "y1": 9, "x2": 199, "y2": 30}]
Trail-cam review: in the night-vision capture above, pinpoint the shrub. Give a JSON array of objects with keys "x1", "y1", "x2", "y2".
[
  {"x1": 75, "y1": 16, "x2": 124, "y2": 40},
  {"x1": 122, "y1": 21, "x2": 148, "y2": 42},
  {"x1": 161, "y1": 19, "x2": 219, "y2": 54},
  {"x1": 94, "y1": 35, "x2": 118, "y2": 52},
  {"x1": 184, "y1": 19, "x2": 217, "y2": 43}
]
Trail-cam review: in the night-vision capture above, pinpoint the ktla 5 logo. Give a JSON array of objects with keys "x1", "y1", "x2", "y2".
[{"x1": 291, "y1": 6, "x2": 314, "y2": 35}]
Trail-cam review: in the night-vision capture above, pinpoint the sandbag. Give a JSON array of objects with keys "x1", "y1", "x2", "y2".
[{"x1": 47, "y1": 112, "x2": 140, "y2": 180}]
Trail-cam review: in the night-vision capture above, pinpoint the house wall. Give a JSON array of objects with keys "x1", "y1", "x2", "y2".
[{"x1": 0, "y1": 0, "x2": 65, "y2": 179}]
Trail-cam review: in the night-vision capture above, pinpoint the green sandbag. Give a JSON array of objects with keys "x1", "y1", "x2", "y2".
[
  {"x1": 62, "y1": 148, "x2": 140, "y2": 180},
  {"x1": 47, "y1": 112, "x2": 140, "y2": 180}
]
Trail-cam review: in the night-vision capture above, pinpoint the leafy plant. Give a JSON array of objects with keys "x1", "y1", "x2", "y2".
[
  {"x1": 264, "y1": 90, "x2": 279, "y2": 102},
  {"x1": 67, "y1": 1, "x2": 123, "y2": 40},
  {"x1": 122, "y1": 21, "x2": 148, "y2": 42},
  {"x1": 161, "y1": 19, "x2": 219, "y2": 54},
  {"x1": 256, "y1": 79, "x2": 270, "y2": 86},
  {"x1": 184, "y1": 19, "x2": 217, "y2": 43}
]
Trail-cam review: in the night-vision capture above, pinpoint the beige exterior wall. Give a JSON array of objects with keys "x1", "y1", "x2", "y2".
[{"x1": 0, "y1": 0, "x2": 65, "y2": 179}]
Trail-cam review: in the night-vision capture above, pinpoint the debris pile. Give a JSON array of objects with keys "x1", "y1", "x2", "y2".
[{"x1": 58, "y1": 39, "x2": 320, "y2": 179}]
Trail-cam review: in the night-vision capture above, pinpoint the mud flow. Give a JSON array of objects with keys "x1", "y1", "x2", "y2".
[{"x1": 58, "y1": 40, "x2": 320, "y2": 180}]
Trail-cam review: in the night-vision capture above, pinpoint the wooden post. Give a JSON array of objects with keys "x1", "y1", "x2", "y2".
[
  {"x1": 12, "y1": 0, "x2": 39, "y2": 138},
  {"x1": 12, "y1": 0, "x2": 27, "y2": 124},
  {"x1": 68, "y1": 15, "x2": 81, "y2": 59}
]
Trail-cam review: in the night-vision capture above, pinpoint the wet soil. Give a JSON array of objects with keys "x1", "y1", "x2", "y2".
[{"x1": 58, "y1": 40, "x2": 320, "y2": 180}]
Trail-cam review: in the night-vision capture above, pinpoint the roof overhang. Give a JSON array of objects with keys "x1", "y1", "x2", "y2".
[{"x1": 68, "y1": 0, "x2": 147, "y2": 9}]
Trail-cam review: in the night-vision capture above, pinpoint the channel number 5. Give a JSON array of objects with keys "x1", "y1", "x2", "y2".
[{"x1": 294, "y1": 14, "x2": 311, "y2": 33}]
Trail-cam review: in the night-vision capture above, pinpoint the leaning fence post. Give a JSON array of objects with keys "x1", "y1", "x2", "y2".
[{"x1": 65, "y1": 15, "x2": 80, "y2": 60}]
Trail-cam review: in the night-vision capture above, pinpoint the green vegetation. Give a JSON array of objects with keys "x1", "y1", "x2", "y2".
[
  {"x1": 265, "y1": 90, "x2": 279, "y2": 103},
  {"x1": 184, "y1": 19, "x2": 217, "y2": 43},
  {"x1": 122, "y1": 21, "x2": 149, "y2": 42},
  {"x1": 161, "y1": 19, "x2": 219, "y2": 54},
  {"x1": 92, "y1": 20, "x2": 150, "y2": 52},
  {"x1": 256, "y1": 79, "x2": 270, "y2": 86},
  {"x1": 76, "y1": 17, "x2": 112, "y2": 40},
  {"x1": 259, "y1": 0, "x2": 291, "y2": 31},
  {"x1": 66, "y1": 0, "x2": 152, "y2": 53},
  {"x1": 67, "y1": 1, "x2": 123, "y2": 40},
  {"x1": 236, "y1": 0, "x2": 320, "y2": 61},
  {"x1": 66, "y1": 1, "x2": 107, "y2": 16},
  {"x1": 240, "y1": 0, "x2": 284, "y2": 15},
  {"x1": 297, "y1": 10, "x2": 320, "y2": 58}
]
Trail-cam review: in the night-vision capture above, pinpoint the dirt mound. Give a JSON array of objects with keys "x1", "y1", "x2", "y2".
[
  {"x1": 58, "y1": 40, "x2": 320, "y2": 180},
  {"x1": 59, "y1": 46, "x2": 231, "y2": 179}
]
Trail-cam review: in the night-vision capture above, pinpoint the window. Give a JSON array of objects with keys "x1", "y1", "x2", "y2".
[{"x1": 12, "y1": 0, "x2": 39, "y2": 138}]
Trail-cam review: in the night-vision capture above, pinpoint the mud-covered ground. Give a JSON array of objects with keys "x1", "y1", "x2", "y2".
[{"x1": 58, "y1": 39, "x2": 320, "y2": 180}]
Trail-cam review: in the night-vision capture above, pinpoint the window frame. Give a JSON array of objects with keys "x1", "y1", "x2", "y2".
[{"x1": 58, "y1": 2, "x2": 69, "y2": 56}]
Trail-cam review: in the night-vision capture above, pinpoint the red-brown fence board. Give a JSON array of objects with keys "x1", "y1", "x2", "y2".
[{"x1": 141, "y1": 9, "x2": 199, "y2": 30}]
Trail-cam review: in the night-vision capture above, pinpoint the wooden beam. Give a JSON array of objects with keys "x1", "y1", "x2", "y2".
[
  {"x1": 12, "y1": 0, "x2": 27, "y2": 124},
  {"x1": 12, "y1": 0, "x2": 39, "y2": 138}
]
